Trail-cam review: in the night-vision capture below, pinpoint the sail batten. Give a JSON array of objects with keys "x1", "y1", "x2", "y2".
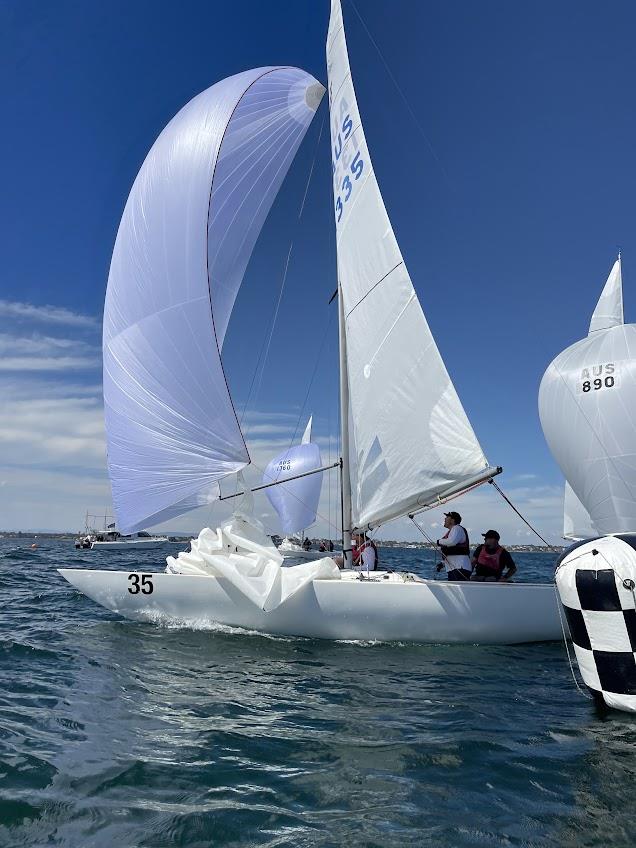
[
  {"x1": 104, "y1": 67, "x2": 324, "y2": 534},
  {"x1": 327, "y1": 0, "x2": 491, "y2": 530}
]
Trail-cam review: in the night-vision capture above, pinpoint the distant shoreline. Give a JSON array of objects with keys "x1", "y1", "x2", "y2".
[{"x1": 0, "y1": 530, "x2": 564, "y2": 552}]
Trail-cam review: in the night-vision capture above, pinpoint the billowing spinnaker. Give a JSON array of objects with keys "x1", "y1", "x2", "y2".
[
  {"x1": 326, "y1": 0, "x2": 491, "y2": 529},
  {"x1": 563, "y1": 481, "x2": 597, "y2": 541},
  {"x1": 263, "y1": 441, "x2": 323, "y2": 536},
  {"x1": 539, "y1": 325, "x2": 636, "y2": 535},
  {"x1": 104, "y1": 68, "x2": 324, "y2": 533}
]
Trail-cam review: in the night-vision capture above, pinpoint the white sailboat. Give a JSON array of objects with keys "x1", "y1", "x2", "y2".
[
  {"x1": 264, "y1": 416, "x2": 327, "y2": 560},
  {"x1": 59, "y1": 2, "x2": 562, "y2": 644},
  {"x1": 540, "y1": 256, "x2": 636, "y2": 712}
]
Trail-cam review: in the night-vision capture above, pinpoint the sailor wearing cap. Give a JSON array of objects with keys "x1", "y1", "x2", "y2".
[
  {"x1": 436, "y1": 511, "x2": 472, "y2": 580},
  {"x1": 471, "y1": 530, "x2": 517, "y2": 582}
]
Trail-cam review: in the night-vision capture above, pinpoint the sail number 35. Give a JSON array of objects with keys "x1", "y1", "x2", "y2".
[{"x1": 128, "y1": 573, "x2": 154, "y2": 594}]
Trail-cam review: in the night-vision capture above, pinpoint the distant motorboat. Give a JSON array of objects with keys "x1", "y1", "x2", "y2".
[
  {"x1": 74, "y1": 512, "x2": 167, "y2": 550},
  {"x1": 278, "y1": 536, "x2": 327, "y2": 561}
]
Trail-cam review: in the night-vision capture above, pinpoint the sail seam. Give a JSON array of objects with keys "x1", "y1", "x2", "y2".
[{"x1": 345, "y1": 262, "x2": 403, "y2": 317}]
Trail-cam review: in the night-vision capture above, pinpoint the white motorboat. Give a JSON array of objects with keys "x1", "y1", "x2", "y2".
[
  {"x1": 60, "y1": 1, "x2": 563, "y2": 644},
  {"x1": 278, "y1": 537, "x2": 328, "y2": 561},
  {"x1": 90, "y1": 532, "x2": 169, "y2": 551}
]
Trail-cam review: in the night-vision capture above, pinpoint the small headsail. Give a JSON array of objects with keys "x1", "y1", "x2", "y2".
[
  {"x1": 589, "y1": 256, "x2": 623, "y2": 334},
  {"x1": 540, "y1": 256, "x2": 636, "y2": 535},
  {"x1": 263, "y1": 416, "x2": 323, "y2": 535},
  {"x1": 301, "y1": 415, "x2": 313, "y2": 445},
  {"x1": 104, "y1": 68, "x2": 324, "y2": 533},
  {"x1": 563, "y1": 481, "x2": 597, "y2": 541},
  {"x1": 326, "y1": 0, "x2": 494, "y2": 529}
]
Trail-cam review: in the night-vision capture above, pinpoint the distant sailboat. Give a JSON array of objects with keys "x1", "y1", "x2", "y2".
[
  {"x1": 540, "y1": 256, "x2": 636, "y2": 536},
  {"x1": 541, "y1": 256, "x2": 636, "y2": 713},
  {"x1": 59, "y1": 1, "x2": 561, "y2": 644},
  {"x1": 263, "y1": 416, "x2": 326, "y2": 560}
]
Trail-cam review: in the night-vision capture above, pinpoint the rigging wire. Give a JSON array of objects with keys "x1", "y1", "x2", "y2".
[
  {"x1": 347, "y1": 0, "x2": 454, "y2": 191},
  {"x1": 238, "y1": 109, "x2": 327, "y2": 434},
  {"x1": 487, "y1": 478, "x2": 552, "y2": 547}
]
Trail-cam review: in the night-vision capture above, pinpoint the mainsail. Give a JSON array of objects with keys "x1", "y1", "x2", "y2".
[
  {"x1": 326, "y1": 0, "x2": 495, "y2": 529},
  {"x1": 263, "y1": 416, "x2": 323, "y2": 535},
  {"x1": 540, "y1": 256, "x2": 636, "y2": 535},
  {"x1": 104, "y1": 68, "x2": 324, "y2": 533}
]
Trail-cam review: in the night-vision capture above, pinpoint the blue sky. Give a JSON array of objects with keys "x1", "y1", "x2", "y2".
[{"x1": 1, "y1": 0, "x2": 635, "y2": 541}]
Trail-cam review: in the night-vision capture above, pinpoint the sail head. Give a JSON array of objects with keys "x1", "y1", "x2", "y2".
[
  {"x1": 104, "y1": 68, "x2": 324, "y2": 533},
  {"x1": 589, "y1": 256, "x2": 623, "y2": 334},
  {"x1": 326, "y1": 0, "x2": 491, "y2": 529}
]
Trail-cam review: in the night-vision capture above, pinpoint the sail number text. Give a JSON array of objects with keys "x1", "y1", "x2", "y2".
[
  {"x1": 128, "y1": 573, "x2": 154, "y2": 594},
  {"x1": 578, "y1": 363, "x2": 617, "y2": 394},
  {"x1": 331, "y1": 110, "x2": 364, "y2": 224}
]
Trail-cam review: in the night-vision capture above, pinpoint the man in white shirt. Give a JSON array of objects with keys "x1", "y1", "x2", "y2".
[
  {"x1": 353, "y1": 532, "x2": 377, "y2": 571},
  {"x1": 436, "y1": 511, "x2": 471, "y2": 581}
]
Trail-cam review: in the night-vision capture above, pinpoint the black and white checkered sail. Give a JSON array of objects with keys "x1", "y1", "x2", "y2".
[{"x1": 555, "y1": 535, "x2": 636, "y2": 712}]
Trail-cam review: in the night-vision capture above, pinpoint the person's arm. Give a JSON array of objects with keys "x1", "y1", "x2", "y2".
[
  {"x1": 499, "y1": 550, "x2": 517, "y2": 582},
  {"x1": 471, "y1": 545, "x2": 482, "y2": 567},
  {"x1": 439, "y1": 526, "x2": 461, "y2": 547}
]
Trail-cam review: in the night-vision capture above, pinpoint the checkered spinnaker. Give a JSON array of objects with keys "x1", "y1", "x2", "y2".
[{"x1": 556, "y1": 535, "x2": 636, "y2": 712}]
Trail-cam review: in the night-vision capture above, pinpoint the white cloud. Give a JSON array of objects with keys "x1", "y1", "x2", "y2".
[
  {"x1": 0, "y1": 300, "x2": 98, "y2": 328},
  {"x1": 0, "y1": 355, "x2": 100, "y2": 371}
]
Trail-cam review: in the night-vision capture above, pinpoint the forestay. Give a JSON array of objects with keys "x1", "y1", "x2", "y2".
[
  {"x1": 104, "y1": 68, "x2": 324, "y2": 533},
  {"x1": 540, "y1": 257, "x2": 636, "y2": 535},
  {"x1": 326, "y1": 0, "x2": 493, "y2": 529},
  {"x1": 263, "y1": 416, "x2": 323, "y2": 535}
]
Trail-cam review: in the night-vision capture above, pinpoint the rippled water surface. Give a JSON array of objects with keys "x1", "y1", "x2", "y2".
[{"x1": 2, "y1": 539, "x2": 636, "y2": 847}]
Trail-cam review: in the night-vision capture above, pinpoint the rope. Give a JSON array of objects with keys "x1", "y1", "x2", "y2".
[
  {"x1": 409, "y1": 515, "x2": 452, "y2": 579},
  {"x1": 555, "y1": 586, "x2": 593, "y2": 700},
  {"x1": 239, "y1": 110, "x2": 326, "y2": 433},
  {"x1": 347, "y1": 0, "x2": 453, "y2": 191},
  {"x1": 488, "y1": 478, "x2": 552, "y2": 547}
]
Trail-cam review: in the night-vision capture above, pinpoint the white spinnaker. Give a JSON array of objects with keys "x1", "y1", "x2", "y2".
[
  {"x1": 263, "y1": 416, "x2": 323, "y2": 535},
  {"x1": 563, "y1": 481, "x2": 597, "y2": 540},
  {"x1": 104, "y1": 68, "x2": 324, "y2": 534},
  {"x1": 326, "y1": 0, "x2": 491, "y2": 529},
  {"x1": 540, "y1": 258, "x2": 636, "y2": 535}
]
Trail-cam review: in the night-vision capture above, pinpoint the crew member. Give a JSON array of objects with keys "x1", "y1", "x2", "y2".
[
  {"x1": 353, "y1": 532, "x2": 378, "y2": 571},
  {"x1": 436, "y1": 511, "x2": 471, "y2": 580},
  {"x1": 302, "y1": 537, "x2": 312, "y2": 551},
  {"x1": 471, "y1": 530, "x2": 517, "y2": 582}
]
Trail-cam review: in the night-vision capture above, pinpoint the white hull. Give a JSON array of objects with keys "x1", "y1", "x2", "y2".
[
  {"x1": 58, "y1": 568, "x2": 563, "y2": 644},
  {"x1": 90, "y1": 537, "x2": 168, "y2": 550}
]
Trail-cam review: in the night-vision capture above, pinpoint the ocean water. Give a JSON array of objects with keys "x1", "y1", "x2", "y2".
[{"x1": 1, "y1": 538, "x2": 636, "y2": 847}]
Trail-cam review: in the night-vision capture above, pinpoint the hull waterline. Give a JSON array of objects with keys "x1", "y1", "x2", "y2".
[{"x1": 58, "y1": 569, "x2": 563, "y2": 644}]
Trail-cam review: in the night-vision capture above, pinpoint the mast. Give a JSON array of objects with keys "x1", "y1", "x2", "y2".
[{"x1": 338, "y1": 282, "x2": 353, "y2": 567}]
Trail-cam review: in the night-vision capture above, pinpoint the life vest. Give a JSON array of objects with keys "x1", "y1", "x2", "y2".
[
  {"x1": 441, "y1": 526, "x2": 470, "y2": 556},
  {"x1": 355, "y1": 540, "x2": 378, "y2": 570},
  {"x1": 476, "y1": 545, "x2": 504, "y2": 576}
]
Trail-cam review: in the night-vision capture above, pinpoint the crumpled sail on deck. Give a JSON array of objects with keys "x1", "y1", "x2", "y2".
[
  {"x1": 540, "y1": 256, "x2": 636, "y2": 535},
  {"x1": 263, "y1": 416, "x2": 323, "y2": 535},
  {"x1": 326, "y1": 0, "x2": 495, "y2": 529},
  {"x1": 104, "y1": 68, "x2": 324, "y2": 534},
  {"x1": 166, "y1": 515, "x2": 339, "y2": 613}
]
